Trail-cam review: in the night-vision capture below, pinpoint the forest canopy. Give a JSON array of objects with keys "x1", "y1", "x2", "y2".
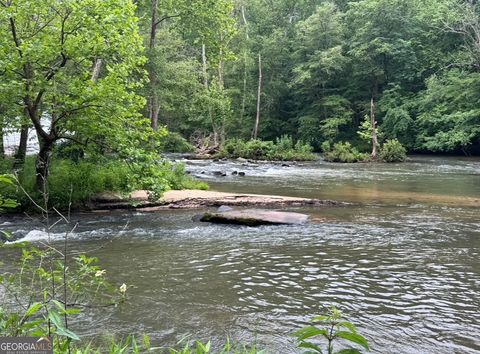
[{"x1": 1, "y1": 0, "x2": 479, "y2": 194}]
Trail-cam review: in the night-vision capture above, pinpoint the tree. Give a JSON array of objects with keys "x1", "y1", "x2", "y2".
[
  {"x1": 138, "y1": 0, "x2": 236, "y2": 132},
  {"x1": 0, "y1": 0, "x2": 146, "y2": 189},
  {"x1": 292, "y1": 2, "x2": 350, "y2": 147},
  {"x1": 416, "y1": 70, "x2": 480, "y2": 153}
]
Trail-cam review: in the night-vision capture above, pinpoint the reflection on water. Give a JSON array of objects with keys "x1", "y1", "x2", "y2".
[{"x1": 1, "y1": 156, "x2": 480, "y2": 353}]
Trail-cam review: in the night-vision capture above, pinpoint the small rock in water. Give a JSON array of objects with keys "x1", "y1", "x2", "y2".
[
  {"x1": 217, "y1": 205, "x2": 233, "y2": 212},
  {"x1": 281, "y1": 163, "x2": 290, "y2": 167},
  {"x1": 213, "y1": 171, "x2": 225, "y2": 176},
  {"x1": 200, "y1": 171, "x2": 206, "y2": 174},
  {"x1": 199, "y1": 209, "x2": 309, "y2": 226},
  {"x1": 238, "y1": 172, "x2": 246, "y2": 176},
  {"x1": 232, "y1": 171, "x2": 238, "y2": 175},
  {"x1": 191, "y1": 214, "x2": 203, "y2": 222}
]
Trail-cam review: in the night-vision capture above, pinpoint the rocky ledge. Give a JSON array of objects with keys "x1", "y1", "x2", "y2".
[{"x1": 90, "y1": 190, "x2": 339, "y2": 211}]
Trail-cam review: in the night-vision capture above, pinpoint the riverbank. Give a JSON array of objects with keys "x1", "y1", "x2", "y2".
[{"x1": 90, "y1": 189, "x2": 339, "y2": 211}]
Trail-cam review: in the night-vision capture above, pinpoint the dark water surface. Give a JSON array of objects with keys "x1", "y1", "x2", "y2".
[{"x1": 1, "y1": 156, "x2": 479, "y2": 353}]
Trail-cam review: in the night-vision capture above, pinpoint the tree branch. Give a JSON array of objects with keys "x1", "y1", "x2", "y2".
[{"x1": 154, "y1": 14, "x2": 181, "y2": 27}]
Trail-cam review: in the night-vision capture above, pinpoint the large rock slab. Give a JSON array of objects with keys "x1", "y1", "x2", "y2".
[
  {"x1": 199, "y1": 209, "x2": 309, "y2": 226},
  {"x1": 159, "y1": 190, "x2": 337, "y2": 209}
]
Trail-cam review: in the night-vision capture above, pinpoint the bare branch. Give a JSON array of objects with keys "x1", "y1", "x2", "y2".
[{"x1": 154, "y1": 13, "x2": 181, "y2": 27}]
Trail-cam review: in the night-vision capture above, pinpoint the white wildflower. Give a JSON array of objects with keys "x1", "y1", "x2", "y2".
[
  {"x1": 95, "y1": 269, "x2": 106, "y2": 277},
  {"x1": 119, "y1": 283, "x2": 127, "y2": 293}
]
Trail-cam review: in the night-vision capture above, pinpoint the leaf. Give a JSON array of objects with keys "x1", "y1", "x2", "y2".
[
  {"x1": 48, "y1": 310, "x2": 63, "y2": 329},
  {"x1": 25, "y1": 302, "x2": 42, "y2": 318},
  {"x1": 311, "y1": 315, "x2": 329, "y2": 322},
  {"x1": 335, "y1": 331, "x2": 369, "y2": 350},
  {"x1": 293, "y1": 326, "x2": 329, "y2": 341},
  {"x1": 48, "y1": 310, "x2": 80, "y2": 341},
  {"x1": 298, "y1": 341, "x2": 323, "y2": 353},
  {"x1": 339, "y1": 321, "x2": 357, "y2": 333},
  {"x1": 336, "y1": 349, "x2": 362, "y2": 354}
]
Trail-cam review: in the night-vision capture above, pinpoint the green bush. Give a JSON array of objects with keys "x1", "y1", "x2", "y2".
[
  {"x1": 244, "y1": 140, "x2": 275, "y2": 159},
  {"x1": 379, "y1": 139, "x2": 407, "y2": 162},
  {"x1": 323, "y1": 142, "x2": 370, "y2": 163},
  {"x1": 2, "y1": 156, "x2": 207, "y2": 211},
  {"x1": 218, "y1": 137, "x2": 315, "y2": 161},
  {"x1": 220, "y1": 138, "x2": 247, "y2": 157},
  {"x1": 161, "y1": 132, "x2": 194, "y2": 153}
]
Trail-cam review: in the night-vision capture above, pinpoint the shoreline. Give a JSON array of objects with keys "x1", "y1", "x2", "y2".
[{"x1": 90, "y1": 189, "x2": 340, "y2": 212}]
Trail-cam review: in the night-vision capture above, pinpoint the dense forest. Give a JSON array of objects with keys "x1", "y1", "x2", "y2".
[
  {"x1": 1, "y1": 0, "x2": 480, "y2": 202},
  {"x1": 1, "y1": 2, "x2": 480, "y2": 353},
  {"x1": 136, "y1": 0, "x2": 480, "y2": 154}
]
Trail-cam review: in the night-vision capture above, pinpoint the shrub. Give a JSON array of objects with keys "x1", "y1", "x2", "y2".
[
  {"x1": 379, "y1": 139, "x2": 407, "y2": 162},
  {"x1": 293, "y1": 306, "x2": 369, "y2": 354},
  {"x1": 323, "y1": 142, "x2": 369, "y2": 163},
  {"x1": 219, "y1": 138, "x2": 247, "y2": 158},
  {"x1": 161, "y1": 132, "x2": 194, "y2": 153},
  {"x1": 2, "y1": 156, "x2": 207, "y2": 211},
  {"x1": 243, "y1": 140, "x2": 275, "y2": 159},
  {"x1": 161, "y1": 162, "x2": 208, "y2": 191},
  {"x1": 218, "y1": 137, "x2": 316, "y2": 161}
]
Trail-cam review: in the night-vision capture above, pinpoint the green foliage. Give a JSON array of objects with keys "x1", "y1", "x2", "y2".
[
  {"x1": 380, "y1": 108, "x2": 416, "y2": 150},
  {"x1": 160, "y1": 132, "x2": 195, "y2": 153},
  {"x1": 293, "y1": 306, "x2": 369, "y2": 354},
  {"x1": 218, "y1": 137, "x2": 315, "y2": 161},
  {"x1": 379, "y1": 139, "x2": 407, "y2": 163},
  {"x1": 416, "y1": 70, "x2": 480, "y2": 152},
  {"x1": 323, "y1": 142, "x2": 369, "y2": 163},
  {"x1": 1, "y1": 156, "x2": 207, "y2": 211},
  {"x1": 0, "y1": 241, "x2": 125, "y2": 349},
  {"x1": 0, "y1": 174, "x2": 17, "y2": 211},
  {"x1": 357, "y1": 115, "x2": 382, "y2": 144}
]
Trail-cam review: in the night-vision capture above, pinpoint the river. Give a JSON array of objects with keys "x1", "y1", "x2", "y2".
[{"x1": 1, "y1": 156, "x2": 479, "y2": 353}]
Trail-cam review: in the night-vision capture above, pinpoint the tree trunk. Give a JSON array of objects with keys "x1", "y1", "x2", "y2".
[
  {"x1": 0, "y1": 122, "x2": 4, "y2": 159},
  {"x1": 202, "y1": 43, "x2": 209, "y2": 89},
  {"x1": 91, "y1": 59, "x2": 102, "y2": 82},
  {"x1": 149, "y1": 0, "x2": 158, "y2": 49},
  {"x1": 148, "y1": 0, "x2": 160, "y2": 130},
  {"x1": 240, "y1": 5, "x2": 249, "y2": 123},
  {"x1": 252, "y1": 53, "x2": 262, "y2": 140},
  {"x1": 202, "y1": 44, "x2": 218, "y2": 145},
  {"x1": 370, "y1": 96, "x2": 379, "y2": 159},
  {"x1": 35, "y1": 139, "x2": 54, "y2": 191},
  {"x1": 13, "y1": 123, "x2": 28, "y2": 169},
  {"x1": 149, "y1": 93, "x2": 159, "y2": 131}
]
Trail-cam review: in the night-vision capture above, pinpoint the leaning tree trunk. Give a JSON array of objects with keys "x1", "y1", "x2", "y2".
[
  {"x1": 252, "y1": 53, "x2": 262, "y2": 140},
  {"x1": 35, "y1": 139, "x2": 54, "y2": 191},
  {"x1": 13, "y1": 123, "x2": 28, "y2": 169}
]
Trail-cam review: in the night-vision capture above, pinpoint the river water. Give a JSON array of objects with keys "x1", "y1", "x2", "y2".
[{"x1": 1, "y1": 156, "x2": 479, "y2": 353}]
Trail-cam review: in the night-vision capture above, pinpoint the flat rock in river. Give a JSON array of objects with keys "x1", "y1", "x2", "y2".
[{"x1": 200, "y1": 209, "x2": 309, "y2": 226}]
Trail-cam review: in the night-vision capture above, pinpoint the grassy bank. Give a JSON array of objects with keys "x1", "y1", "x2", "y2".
[{"x1": 0, "y1": 156, "x2": 207, "y2": 211}]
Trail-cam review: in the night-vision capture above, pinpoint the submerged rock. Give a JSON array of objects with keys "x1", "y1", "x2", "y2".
[
  {"x1": 213, "y1": 171, "x2": 227, "y2": 176},
  {"x1": 199, "y1": 209, "x2": 309, "y2": 226}
]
